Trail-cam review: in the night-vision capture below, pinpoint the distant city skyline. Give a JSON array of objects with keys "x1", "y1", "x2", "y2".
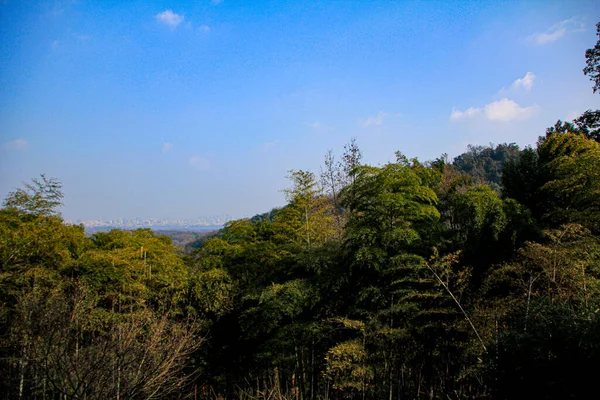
[
  {"x1": 2, "y1": 1, "x2": 599, "y2": 221},
  {"x1": 75, "y1": 215, "x2": 235, "y2": 229}
]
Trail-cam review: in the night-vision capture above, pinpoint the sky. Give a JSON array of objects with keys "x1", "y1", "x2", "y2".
[{"x1": 1, "y1": 0, "x2": 599, "y2": 222}]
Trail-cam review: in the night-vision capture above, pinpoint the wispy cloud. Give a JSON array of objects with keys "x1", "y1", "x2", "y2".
[
  {"x1": 161, "y1": 142, "x2": 173, "y2": 153},
  {"x1": 510, "y1": 72, "x2": 536, "y2": 91},
  {"x1": 3, "y1": 139, "x2": 28, "y2": 151},
  {"x1": 450, "y1": 107, "x2": 481, "y2": 120},
  {"x1": 189, "y1": 156, "x2": 210, "y2": 170},
  {"x1": 450, "y1": 99, "x2": 538, "y2": 123},
  {"x1": 498, "y1": 72, "x2": 537, "y2": 94},
  {"x1": 198, "y1": 25, "x2": 210, "y2": 32},
  {"x1": 363, "y1": 111, "x2": 389, "y2": 127},
  {"x1": 156, "y1": 10, "x2": 184, "y2": 29},
  {"x1": 529, "y1": 18, "x2": 584, "y2": 45}
]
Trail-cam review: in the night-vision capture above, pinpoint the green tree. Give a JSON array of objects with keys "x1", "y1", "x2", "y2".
[
  {"x1": 584, "y1": 21, "x2": 600, "y2": 93},
  {"x1": 320, "y1": 149, "x2": 345, "y2": 233},
  {"x1": 502, "y1": 147, "x2": 543, "y2": 213},
  {"x1": 484, "y1": 224, "x2": 600, "y2": 400},
  {"x1": 452, "y1": 143, "x2": 521, "y2": 192},
  {"x1": 339, "y1": 157, "x2": 470, "y2": 399},
  {"x1": 545, "y1": 110, "x2": 600, "y2": 143},
  {"x1": 574, "y1": 109, "x2": 600, "y2": 142},
  {"x1": 274, "y1": 170, "x2": 334, "y2": 249},
  {"x1": 341, "y1": 137, "x2": 363, "y2": 188},
  {"x1": 538, "y1": 132, "x2": 600, "y2": 232},
  {"x1": 0, "y1": 177, "x2": 206, "y2": 399},
  {"x1": 3, "y1": 174, "x2": 64, "y2": 217}
]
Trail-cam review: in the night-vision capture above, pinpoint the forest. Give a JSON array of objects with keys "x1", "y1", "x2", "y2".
[{"x1": 1, "y1": 21, "x2": 599, "y2": 400}]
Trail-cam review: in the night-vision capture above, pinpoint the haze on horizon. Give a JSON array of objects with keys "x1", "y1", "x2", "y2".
[{"x1": 1, "y1": 0, "x2": 599, "y2": 221}]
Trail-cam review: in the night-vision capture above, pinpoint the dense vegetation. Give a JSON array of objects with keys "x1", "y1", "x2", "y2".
[{"x1": 1, "y1": 20, "x2": 599, "y2": 400}]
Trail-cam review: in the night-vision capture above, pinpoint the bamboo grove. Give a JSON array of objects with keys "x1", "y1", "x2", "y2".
[{"x1": 1, "y1": 21, "x2": 600, "y2": 400}]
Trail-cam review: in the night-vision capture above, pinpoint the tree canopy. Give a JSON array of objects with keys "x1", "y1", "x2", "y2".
[{"x1": 2, "y1": 17, "x2": 600, "y2": 400}]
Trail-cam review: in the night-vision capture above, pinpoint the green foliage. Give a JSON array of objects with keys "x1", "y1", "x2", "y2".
[
  {"x1": 574, "y1": 109, "x2": 600, "y2": 142},
  {"x1": 483, "y1": 224, "x2": 600, "y2": 399},
  {"x1": 274, "y1": 170, "x2": 334, "y2": 248},
  {"x1": 324, "y1": 339, "x2": 373, "y2": 393},
  {"x1": 3, "y1": 97, "x2": 600, "y2": 399},
  {"x1": 243, "y1": 279, "x2": 317, "y2": 336},
  {"x1": 545, "y1": 110, "x2": 600, "y2": 143},
  {"x1": 452, "y1": 143, "x2": 521, "y2": 192},
  {"x1": 450, "y1": 184, "x2": 506, "y2": 243},
  {"x1": 0, "y1": 182, "x2": 203, "y2": 398},
  {"x1": 584, "y1": 21, "x2": 600, "y2": 93},
  {"x1": 3, "y1": 174, "x2": 64, "y2": 217},
  {"x1": 80, "y1": 228, "x2": 189, "y2": 313},
  {"x1": 192, "y1": 268, "x2": 234, "y2": 317},
  {"x1": 539, "y1": 133, "x2": 600, "y2": 232},
  {"x1": 342, "y1": 160, "x2": 440, "y2": 261},
  {"x1": 502, "y1": 147, "x2": 542, "y2": 211}
]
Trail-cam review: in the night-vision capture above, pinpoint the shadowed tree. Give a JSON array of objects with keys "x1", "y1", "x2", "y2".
[{"x1": 584, "y1": 21, "x2": 600, "y2": 93}]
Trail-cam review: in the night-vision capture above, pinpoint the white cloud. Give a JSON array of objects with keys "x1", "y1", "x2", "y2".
[
  {"x1": 511, "y1": 72, "x2": 536, "y2": 91},
  {"x1": 161, "y1": 142, "x2": 173, "y2": 153},
  {"x1": 529, "y1": 18, "x2": 584, "y2": 45},
  {"x1": 363, "y1": 111, "x2": 389, "y2": 127},
  {"x1": 450, "y1": 99, "x2": 537, "y2": 122},
  {"x1": 189, "y1": 156, "x2": 210, "y2": 170},
  {"x1": 3, "y1": 139, "x2": 28, "y2": 151},
  {"x1": 156, "y1": 10, "x2": 184, "y2": 29},
  {"x1": 307, "y1": 121, "x2": 322, "y2": 129},
  {"x1": 450, "y1": 107, "x2": 481, "y2": 120},
  {"x1": 198, "y1": 25, "x2": 210, "y2": 32},
  {"x1": 483, "y1": 98, "x2": 538, "y2": 122}
]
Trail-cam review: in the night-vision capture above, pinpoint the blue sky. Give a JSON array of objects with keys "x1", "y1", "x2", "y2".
[{"x1": 1, "y1": 0, "x2": 599, "y2": 221}]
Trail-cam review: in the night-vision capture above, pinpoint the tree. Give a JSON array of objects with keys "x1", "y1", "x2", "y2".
[
  {"x1": 11, "y1": 280, "x2": 200, "y2": 400},
  {"x1": 484, "y1": 224, "x2": 600, "y2": 400},
  {"x1": 274, "y1": 170, "x2": 334, "y2": 248},
  {"x1": 320, "y1": 149, "x2": 344, "y2": 232},
  {"x1": 3, "y1": 175, "x2": 64, "y2": 217},
  {"x1": 538, "y1": 133, "x2": 600, "y2": 233},
  {"x1": 574, "y1": 109, "x2": 600, "y2": 142},
  {"x1": 80, "y1": 228, "x2": 190, "y2": 315},
  {"x1": 547, "y1": 27, "x2": 600, "y2": 144},
  {"x1": 452, "y1": 143, "x2": 521, "y2": 192},
  {"x1": 324, "y1": 337, "x2": 373, "y2": 397},
  {"x1": 584, "y1": 21, "x2": 600, "y2": 93},
  {"x1": 545, "y1": 119, "x2": 578, "y2": 136},
  {"x1": 341, "y1": 137, "x2": 363, "y2": 188},
  {"x1": 0, "y1": 178, "x2": 202, "y2": 399},
  {"x1": 545, "y1": 110, "x2": 600, "y2": 143},
  {"x1": 339, "y1": 157, "x2": 467, "y2": 399}
]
